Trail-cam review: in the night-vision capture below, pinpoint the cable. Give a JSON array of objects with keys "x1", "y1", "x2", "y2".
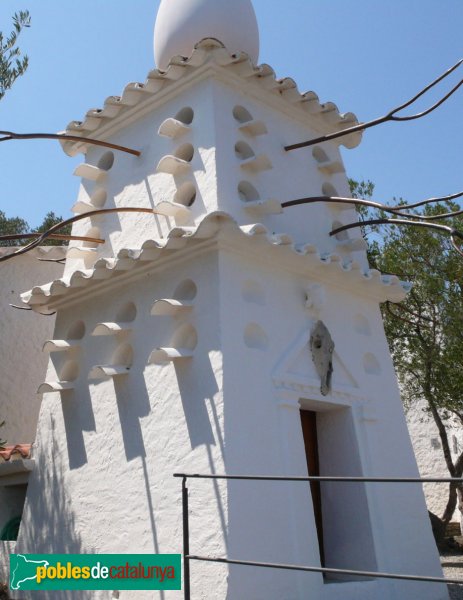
[
  {"x1": 0, "y1": 207, "x2": 171, "y2": 264},
  {"x1": 285, "y1": 58, "x2": 463, "y2": 151},
  {"x1": 0, "y1": 131, "x2": 140, "y2": 156}
]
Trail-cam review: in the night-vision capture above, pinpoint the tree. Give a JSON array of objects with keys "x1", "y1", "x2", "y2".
[
  {"x1": 0, "y1": 210, "x2": 70, "y2": 246},
  {"x1": 0, "y1": 211, "x2": 28, "y2": 246},
  {"x1": 0, "y1": 14, "x2": 31, "y2": 498},
  {"x1": 33, "y1": 211, "x2": 71, "y2": 246},
  {"x1": 0, "y1": 10, "x2": 31, "y2": 101},
  {"x1": 350, "y1": 179, "x2": 463, "y2": 537}
]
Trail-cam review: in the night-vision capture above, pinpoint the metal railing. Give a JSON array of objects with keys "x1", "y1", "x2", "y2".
[{"x1": 174, "y1": 473, "x2": 463, "y2": 600}]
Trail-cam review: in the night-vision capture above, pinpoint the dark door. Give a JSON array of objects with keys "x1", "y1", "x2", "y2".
[{"x1": 300, "y1": 409, "x2": 325, "y2": 566}]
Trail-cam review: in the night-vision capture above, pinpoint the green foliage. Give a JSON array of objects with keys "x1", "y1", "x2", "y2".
[
  {"x1": 348, "y1": 179, "x2": 382, "y2": 265},
  {"x1": 34, "y1": 211, "x2": 71, "y2": 246},
  {"x1": 349, "y1": 179, "x2": 463, "y2": 521},
  {"x1": 348, "y1": 178, "x2": 374, "y2": 201},
  {"x1": 0, "y1": 210, "x2": 70, "y2": 246},
  {"x1": 0, "y1": 11, "x2": 31, "y2": 101},
  {"x1": 376, "y1": 202, "x2": 463, "y2": 418},
  {"x1": 0, "y1": 210, "x2": 28, "y2": 246},
  {"x1": 349, "y1": 179, "x2": 463, "y2": 415}
]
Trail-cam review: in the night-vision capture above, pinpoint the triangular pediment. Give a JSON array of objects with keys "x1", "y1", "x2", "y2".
[{"x1": 273, "y1": 326, "x2": 363, "y2": 402}]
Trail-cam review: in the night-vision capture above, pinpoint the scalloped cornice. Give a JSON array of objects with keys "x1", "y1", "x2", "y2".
[
  {"x1": 60, "y1": 39, "x2": 362, "y2": 156},
  {"x1": 21, "y1": 213, "x2": 409, "y2": 312}
]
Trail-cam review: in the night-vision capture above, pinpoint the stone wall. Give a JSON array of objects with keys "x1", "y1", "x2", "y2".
[
  {"x1": 406, "y1": 399, "x2": 463, "y2": 522},
  {"x1": 0, "y1": 541, "x2": 15, "y2": 584}
]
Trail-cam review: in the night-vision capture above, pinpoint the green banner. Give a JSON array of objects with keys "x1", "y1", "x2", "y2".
[{"x1": 10, "y1": 554, "x2": 181, "y2": 591}]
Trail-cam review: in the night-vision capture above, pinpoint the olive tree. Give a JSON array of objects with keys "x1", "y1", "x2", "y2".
[
  {"x1": 351, "y1": 179, "x2": 463, "y2": 537},
  {"x1": 0, "y1": 11, "x2": 30, "y2": 100}
]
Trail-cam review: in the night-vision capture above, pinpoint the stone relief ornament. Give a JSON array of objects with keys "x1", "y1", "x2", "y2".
[{"x1": 310, "y1": 320, "x2": 334, "y2": 396}]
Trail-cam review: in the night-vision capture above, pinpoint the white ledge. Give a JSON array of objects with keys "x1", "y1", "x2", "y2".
[
  {"x1": 156, "y1": 201, "x2": 191, "y2": 223},
  {"x1": 67, "y1": 247, "x2": 98, "y2": 260},
  {"x1": 240, "y1": 154, "x2": 273, "y2": 173},
  {"x1": 151, "y1": 299, "x2": 193, "y2": 316},
  {"x1": 0, "y1": 459, "x2": 35, "y2": 486},
  {"x1": 156, "y1": 155, "x2": 192, "y2": 175},
  {"x1": 91, "y1": 322, "x2": 132, "y2": 336},
  {"x1": 59, "y1": 41, "x2": 362, "y2": 157},
  {"x1": 327, "y1": 201, "x2": 356, "y2": 212},
  {"x1": 158, "y1": 118, "x2": 190, "y2": 139},
  {"x1": 88, "y1": 365, "x2": 131, "y2": 380},
  {"x1": 239, "y1": 120, "x2": 268, "y2": 137},
  {"x1": 74, "y1": 163, "x2": 107, "y2": 182},
  {"x1": 148, "y1": 348, "x2": 193, "y2": 365},
  {"x1": 317, "y1": 160, "x2": 345, "y2": 175},
  {"x1": 72, "y1": 201, "x2": 98, "y2": 215},
  {"x1": 37, "y1": 381, "x2": 74, "y2": 394},
  {"x1": 243, "y1": 199, "x2": 283, "y2": 215},
  {"x1": 119, "y1": 84, "x2": 147, "y2": 106},
  {"x1": 335, "y1": 238, "x2": 368, "y2": 252},
  {"x1": 42, "y1": 340, "x2": 80, "y2": 353},
  {"x1": 271, "y1": 233, "x2": 293, "y2": 245},
  {"x1": 20, "y1": 212, "x2": 410, "y2": 308}
]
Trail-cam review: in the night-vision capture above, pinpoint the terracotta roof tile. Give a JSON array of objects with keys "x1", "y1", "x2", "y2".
[{"x1": 0, "y1": 444, "x2": 32, "y2": 462}]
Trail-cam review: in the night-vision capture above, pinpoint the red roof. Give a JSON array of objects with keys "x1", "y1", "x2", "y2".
[{"x1": 0, "y1": 444, "x2": 32, "y2": 461}]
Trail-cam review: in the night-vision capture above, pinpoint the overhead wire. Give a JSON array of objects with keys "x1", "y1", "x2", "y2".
[
  {"x1": 0, "y1": 207, "x2": 171, "y2": 264},
  {"x1": 284, "y1": 58, "x2": 463, "y2": 151},
  {"x1": 282, "y1": 194, "x2": 463, "y2": 257},
  {"x1": 0, "y1": 131, "x2": 140, "y2": 156}
]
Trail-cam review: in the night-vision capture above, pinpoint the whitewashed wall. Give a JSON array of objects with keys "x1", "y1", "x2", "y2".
[
  {"x1": 0, "y1": 249, "x2": 64, "y2": 540},
  {"x1": 0, "y1": 249, "x2": 64, "y2": 444},
  {"x1": 65, "y1": 76, "x2": 367, "y2": 275},
  {"x1": 15, "y1": 65, "x2": 448, "y2": 600},
  {"x1": 407, "y1": 399, "x2": 463, "y2": 522}
]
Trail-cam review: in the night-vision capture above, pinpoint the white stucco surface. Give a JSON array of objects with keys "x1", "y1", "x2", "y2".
[
  {"x1": 0, "y1": 249, "x2": 64, "y2": 576},
  {"x1": 0, "y1": 249, "x2": 64, "y2": 445},
  {"x1": 12, "y1": 10, "x2": 449, "y2": 600}
]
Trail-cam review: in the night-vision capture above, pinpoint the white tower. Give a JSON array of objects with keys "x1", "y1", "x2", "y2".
[{"x1": 15, "y1": 1, "x2": 448, "y2": 599}]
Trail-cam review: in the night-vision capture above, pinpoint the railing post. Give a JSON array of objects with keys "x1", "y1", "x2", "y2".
[{"x1": 182, "y1": 477, "x2": 191, "y2": 600}]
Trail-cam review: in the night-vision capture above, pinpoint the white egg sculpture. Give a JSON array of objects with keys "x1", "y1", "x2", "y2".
[{"x1": 154, "y1": 0, "x2": 260, "y2": 70}]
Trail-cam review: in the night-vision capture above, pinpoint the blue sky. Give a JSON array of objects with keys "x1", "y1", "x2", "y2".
[{"x1": 0, "y1": 0, "x2": 462, "y2": 226}]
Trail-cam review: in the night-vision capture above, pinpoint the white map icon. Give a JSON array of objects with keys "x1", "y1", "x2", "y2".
[{"x1": 10, "y1": 555, "x2": 50, "y2": 590}]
